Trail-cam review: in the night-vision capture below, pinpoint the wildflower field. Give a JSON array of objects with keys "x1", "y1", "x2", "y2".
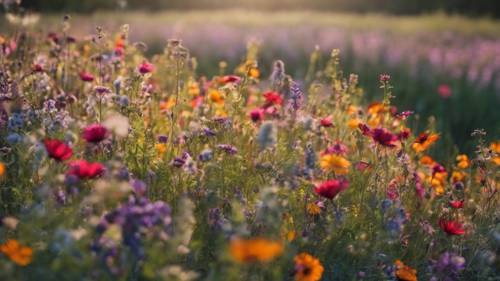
[{"x1": 0, "y1": 9, "x2": 499, "y2": 281}]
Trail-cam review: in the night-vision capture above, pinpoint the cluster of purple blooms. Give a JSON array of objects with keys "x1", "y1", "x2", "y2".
[
  {"x1": 92, "y1": 180, "x2": 172, "y2": 263},
  {"x1": 429, "y1": 252, "x2": 466, "y2": 281}
]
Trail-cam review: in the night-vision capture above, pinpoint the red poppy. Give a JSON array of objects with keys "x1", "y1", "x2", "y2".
[
  {"x1": 79, "y1": 71, "x2": 94, "y2": 82},
  {"x1": 263, "y1": 91, "x2": 283, "y2": 108},
  {"x1": 44, "y1": 139, "x2": 73, "y2": 161},
  {"x1": 222, "y1": 75, "x2": 241, "y2": 84},
  {"x1": 320, "y1": 116, "x2": 333, "y2": 127},
  {"x1": 82, "y1": 124, "x2": 108, "y2": 143},
  {"x1": 439, "y1": 218, "x2": 465, "y2": 236},
  {"x1": 314, "y1": 178, "x2": 349, "y2": 200},
  {"x1": 138, "y1": 61, "x2": 154, "y2": 74},
  {"x1": 438, "y1": 84, "x2": 452, "y2": 99},
  {"x1": 449, "y1": 200, "x2": 464, "y2": 209},
  {"x1": 67, "y1": 160, "x2": 104, "y2": 179},
  {"x1": 358, "y1": 123, "x2": 371, "y2": 136},
  {"x1": 371, "y1": 128, "x2": 398, "y2": 147},
  {"x1": 249, "y1": 108, "x2": 264, "y2": 123}
]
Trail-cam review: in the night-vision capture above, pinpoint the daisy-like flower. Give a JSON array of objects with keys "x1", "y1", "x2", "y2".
[
  {"x1": 229, "y1": 237, "x2": 283, "y2": 263},
  {"x1": 319, "y1": 154, "x2": 351, "y2": 175},
  {"x1": 294, "y1": 253, "x2": 324, "y2": 281},
  {"x1": 412, "y1": 133, "x2": 439, "y2": 153},
  {"x1": 0, "y1": 239, "x2": 33, "y2": 266},
  {"x1": 394, "y1": 259, "x2": 417, "y2": 281}
]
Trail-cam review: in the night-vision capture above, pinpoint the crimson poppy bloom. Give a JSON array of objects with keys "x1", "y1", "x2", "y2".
[
  {"x1": 320, "y1": 116, "x2": 333, "y2": 127},
  {"x1": 449, "y1": 200, "x2": 464, "y2": 209},
  {"x1": 82, "y1": 124, "x2": 108, "y2": 143},
  {"x1": 439, "y1": 218, "x2": 465, "y2": 236},
  {"x1": 79, "y1": 71, "x2": 94, "y2": 82},
  {"x1": 138, "y1": 61, "x2": 154, "y2": 74},
  {"x1": 222, "y1": 75, "x2": 241, "y2": 84},
  {"x1": 67, "y1": 160, "x2": 104, "y2": 179},
  {"x1": 263, "y1": 91, "x2": 283, "y2": 108},
  {"x1": 314, "y1": 178, "x2": 349, "y2": 200},
  {"x1": 44, "y1": 139, "x2": 73, "y2": 161}
]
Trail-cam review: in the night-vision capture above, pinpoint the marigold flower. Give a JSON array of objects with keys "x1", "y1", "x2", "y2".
[
  {"x1": 419, "y1": 155, "x2": 435, "y2": 166},
  {"x1": 347, "y1": 118, "x2": 362, "y2": 129},
  {"x1": 44, "y1": 139, "x2": 73, "y2": 161},
  {"x1": 439, "y1": 218, "x2": 465, "y2": 236},
  {"x1": 314, "y1": 178, "x2": 349, "y2": 200},
  {"x1": 0, "y1": 239, "x2": 33, "y2": 266},
  {"x1": 319, "y1": 154, "x2": 351, "y2": 175},
  {"x1": 0, "y1": 162, "x2": 5, "y2": 177},
  {"x1": 490, "y1": 141, "x2": 500, "y2": 153},
  {"x1": 294, "y1": 253, "x2": 324, "y2": 281},
  {"x1": 412, "y1": 133, "x2": 439, "y2": 153},
  {"x1": 208, "y1": 90, "x2": 224, "y2": 104},
  {"x1": 394, "y1": 259, "x2": 417, "y2": 281},
  {"x1": 456, "y1": 154, "x2": 470, "y2": 169},
  {"x1": 229, "y1": 238, "x2": 283, "y2": 263},
  {"x1": 451, "y1": 171, "x2": 466, "y2": 183}
]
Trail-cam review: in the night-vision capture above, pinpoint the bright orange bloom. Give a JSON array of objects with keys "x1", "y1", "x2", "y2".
[
  {"x1": 0, "y1": 239, "x2": 33, "y2": 266},
  {"x1": 451, "y1": 171, "x2": 466, "y2": 183},
  {"x1": 0, "y1": 162, "x2": 5, "y2": 177},
  {"x1": 412, "y1": 133, "x2": 439, "y2": 153},
  {"x1": 490, "y1": 141, "x2": 500, "y2": 153},
  {"x1": 419, "y1": 155, "x2": 435, "y2": 166},
  {"x1": 229, "y1": 238, "x2": 283, "y2": 263},
  {"x1": 208, "y1": 89, "x2": 224, "y2": 105},
  {"x1": 347, "y1": 118, "x2": 362, "y2": 129},
  {"x1": 456, "y1": 154, "x2": 470, "y2": 169},
  {"x1": 306, "y1": 202, "x2": 321, "y2": 215},
  {"x1": 319, "y1": 154, "x2": 351, "y2": 175},
  {"x1": 394, "y1": 260, "x2": 417, "y2": 281},
  {"x1": 294, "y1": 253, "x2": 324, "y2": 281}
]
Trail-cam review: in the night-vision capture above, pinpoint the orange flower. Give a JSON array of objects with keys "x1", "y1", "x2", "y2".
[
  {"x1": 347, "y1": 118, "x2": 362, "y2": 129},
  {"x1": 419, "y1": 155, "x2": 435, "y2": 166},
  {"x1": 456, "y1": 154, "x2": 470, "y2": 169},
  {"x1": 229, "y1": 237, "x2": 283, "y2": 263},
  {"x1": 306, "y1": 202, "x2": 321, "y2": 215},
  {"x1": 319, "y1": 154, "x2": 351, "y2": 175},
  {"x1": 0, "y1": 162, "x2": 5, "y2": 177},
  {"x1": 451, "y1": 171, "x2": 466, "y2": 183},
  {"x1": 208, "y1": 89, "x2": 224, "y2": 105},
  {"x1": 0, "y1": 239, "x2": 33, "y2": 266},
  {"x1": 294, "y1": 253, "x2": 324, "y2": 281},
  {"x1": 412, "y1": 133, "x2": 439, "y2": 153},
  {"x1": 394, "y1": 260, "x2": 417, "y2": 281},
  {"x1": 490, "y1": 141, "x2": 500, "y2": 153}
]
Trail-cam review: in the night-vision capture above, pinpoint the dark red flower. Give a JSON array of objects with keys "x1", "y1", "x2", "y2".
[
  {"x1": 397, "y1": 128, "x2": 411, "y2": 140},
  {"x1": 314, "y1": 178, "x2": 349, "y2": 200},
  {"x1": 358, "y1": 123, "x2": 371, "y2": 136},
  {"x1": 79, "y1": 71, "x2": 94, "y2": 82},
  {"x1": 320, "y1": 116, "x2": 333, "y2": 127},
  {"x1": 67, "y1": 160, "x2": 105, "y2": 179},
  {"x1": 32, "y1": 63, "x2": 44, "y2": 73},
  {"x1": 249, "y1": 108, "x2": 264, "y2": 123},
  {"x1": 82, "y1": 124, "x2": 108, "y2": 143},
  {"x1": 222, "y1": 75, "x2": 241, "y2": 84},
  {"x1": 371, "y1": 128, "x2": 398, "y2": 147},
  {"x1": 44, "y1": 139, "x2": 73, "y2": 161},
  {"x1": 439, "y1": 218, "x2": 465, "y2": 236},
  {"x1": 449, "y1": 200, "x2": 464, "y2": 209},
  {"x1": 263, "y1": 91, "x2": 283, "y2": 108},
  {"x1": 322, "y1": 141, "x2": 349, "y2": 156},
  {"x1": 138, "y1": 61, "x2": 154, "y2": 74}
]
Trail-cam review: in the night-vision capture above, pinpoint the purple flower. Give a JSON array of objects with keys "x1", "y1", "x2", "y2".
[{"x1": 217, "y1": 144, "x2": 238, "y2": 155}]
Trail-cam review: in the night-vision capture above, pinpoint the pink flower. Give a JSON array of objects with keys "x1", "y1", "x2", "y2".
[
  {"x1": 438, "y1": 84, "x2": 452, "y2": 99},
  {"x1": 138, "y1": 61, "x2": 154, "y2": 74},
  {"x1": 449, "y1": 200, "x2": 464, "y2": 209},
  {"x1": 262, "y1": 91, "x2": 283, "y2": 108},
  {"x1": 314, "y1": 178, "x2": 349, "y2": 200},
  {"x1": 67, "y1": 160, "x2": 105, "y2": 179},
  {"x1": 82, "y1": 124, "x2": 108, "y2": 143},
  {"x1": 44, "y1": 139, "x2": 73, "y2": 161},
  {"x1": 79, "y1": 71, "x2": 94, "y2": 82},
  {"x1": 222, "y1": 75, "x2": 241, "y2": 84},
  {"x1": 249, "y1": 108, "x2": 264, "y2": 123},
  {"x1": 320, "y1": 116, "x2": 333, "y2": 127}
]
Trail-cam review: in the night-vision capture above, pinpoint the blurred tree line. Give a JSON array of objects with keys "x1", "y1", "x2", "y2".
[{"x1": 15, "y1": 0, "x2": 500, "y2": 17}]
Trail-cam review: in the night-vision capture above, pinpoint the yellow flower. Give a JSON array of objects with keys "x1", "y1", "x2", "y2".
[
  {"x1": 187, "y1": 80, "x2": 200, "y2": 97},
  {"x1": 229, "y1": 237, "x2": 283, "y2": 263},
  {"x1": 294, "y1": 253, "x2": 324, "y2": 281},
  {"x1": 306, "y1": 202, "x2": 321, "y2": 215},
  {"x1": 249, "y1": 68, "x2": 260, "y2": 79},
  {"x1": 412, "y1": 133, "x2": 439, "y2": 153},
  {"x1": 347, "y1": 118, "x2": 362, "y2": 129},
  {"x1": 155, "y1": 143, "x2": 167, "y2": 156},
  {"x1": 320, "y1": 154, "x2": 351, "y2": 175},
  {"x1": 208, "y1": 89, "x2": 224, "y2": 105},
  {"x1": 456, "y1": 154, "x2": 470, "y2": 169},
  {"x1": 0, "y1": 239, "x2": 33, "y2": 266},
  {"x1": 0, "y1": 162, "x2": 5, "y2": 177},
  {"x1": 394, "y1": 260, "x2": 417, "y2": 281},
  {"x1": 451, "y1": 171, "x2": 466, "y2": 183},
  {"x1": 160, "y1": 97, "x2": 176, "y2": 111}
]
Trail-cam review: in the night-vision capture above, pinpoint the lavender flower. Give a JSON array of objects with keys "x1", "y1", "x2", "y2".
[{"x1": 217, "y1": 144, "x2": 238, "y2": 155}]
